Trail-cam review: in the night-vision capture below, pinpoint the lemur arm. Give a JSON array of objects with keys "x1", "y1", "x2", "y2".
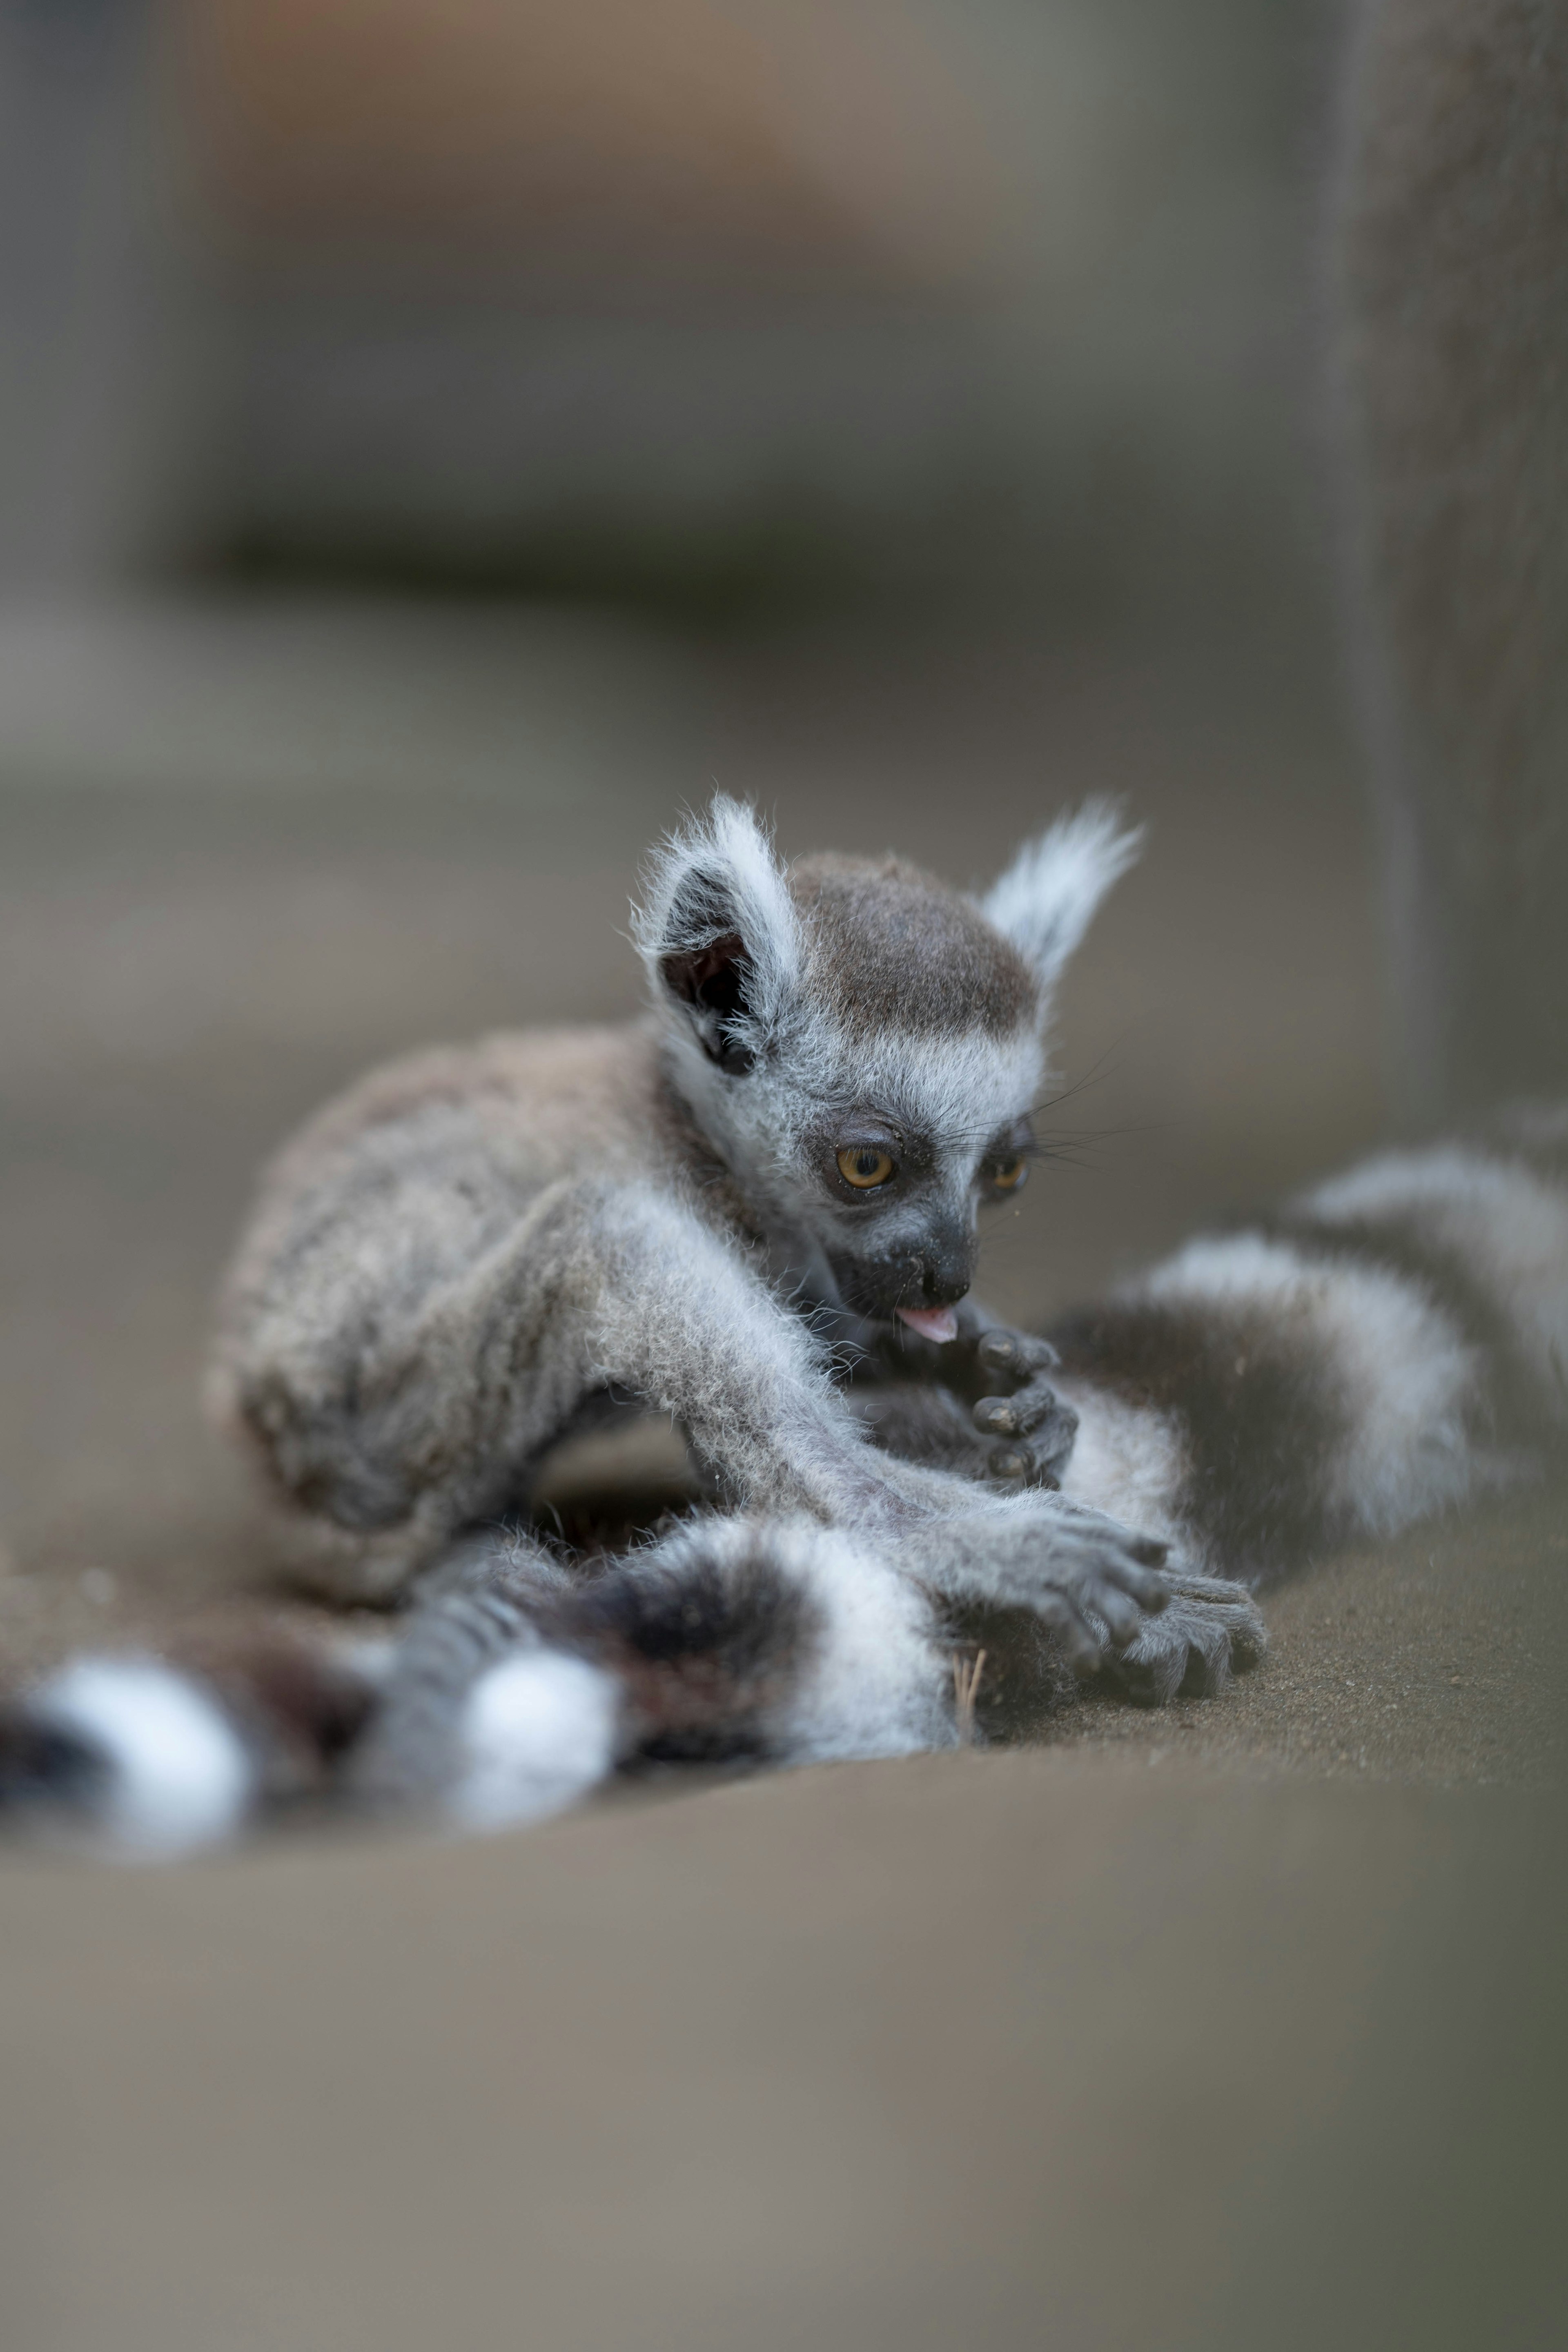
[{"x1": 224, "y1": 1172, "x2": 1170, "y2": 1643}]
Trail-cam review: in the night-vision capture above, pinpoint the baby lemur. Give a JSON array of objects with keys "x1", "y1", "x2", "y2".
[
  {"x1": 4, "y1": 802, "x2": 1567, "y2": 1854},
  {"x1": 208, "y1": 796, "x2": 1155, "y2": 1625}
]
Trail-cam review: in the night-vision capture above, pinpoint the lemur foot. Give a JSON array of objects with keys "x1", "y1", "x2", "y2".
[
  {"x1": 970, "y1": 1328, "x2": 1078, "y2": 1488},
  {"x1": 1101, "y1": 1572, "x2": 1267, "y2": 1706}
]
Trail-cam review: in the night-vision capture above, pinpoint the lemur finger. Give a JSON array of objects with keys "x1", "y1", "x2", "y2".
[
  {"x1": 982, "y1": 1378, "x2": 1076, "y2": 1458},
  {"x1": 1089, "y1": 1584, "x2": 1147, "y2": 1647},
  {"x1": 1027, "y1": 1590, "x2": 1103, "y2": 1674},
  {"x1": 972, "y1": 1376, "x2": 1072, "y2": 1442},
  {"x1": 984, "y1": 1437, "x2": 1072, "y2": 1492},
  {"x1": 986, "y1": 1440, "x2": 1039, "y2": 1483},
  {"x1": 1032, "y1": 1400, "x2": 1080, "y2": 1479},
  {"x1": 1042, "y1": 1537, "x2": 1167, "y2": 1639},
  {"x1": 1099, "y1": 1558, "x2": 1172, "y2": 1613},
  {"x1": 976, "y1": 1329, "x2": 1060, "y2": 1387}
]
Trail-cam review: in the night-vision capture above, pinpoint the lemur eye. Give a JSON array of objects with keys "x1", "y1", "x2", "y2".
[
  {"x1": 837, "y1": 1146, "x2": 896, "y2": 1190},
  {"x1": 989, "y1": 1155, "x2": 1028, "y2": 1192}
]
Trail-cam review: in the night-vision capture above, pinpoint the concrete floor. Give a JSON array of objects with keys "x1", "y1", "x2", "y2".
[{"x1": 0, "y1": 595, "x2": 1562, "y2": 2348}]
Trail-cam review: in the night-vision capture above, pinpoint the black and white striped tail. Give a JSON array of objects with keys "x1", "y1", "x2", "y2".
[
  {"x1": 1049, "y1": 1104, "x2": 1568, "y2": 1585},
  {"x1": 0, "y1": 1516, "x2": 945, "y2": 1856},
  {"x1": 6, "y1": 1107, "x2": 1563, "y2": 1857}
]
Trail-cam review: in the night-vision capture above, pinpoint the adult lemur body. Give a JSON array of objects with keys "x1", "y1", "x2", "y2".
[
  {"x1": 5, "y1": 801, "x2": 1565, "y2": 1855},
  {"x1": 1336, "y1": 0, "x2": 1568, "y2": 1122}
]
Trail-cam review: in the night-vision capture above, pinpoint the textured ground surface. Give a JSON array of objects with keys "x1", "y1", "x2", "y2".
[{"x1": 0, "y1": 600, "x2": 1562, "y2": 2348}]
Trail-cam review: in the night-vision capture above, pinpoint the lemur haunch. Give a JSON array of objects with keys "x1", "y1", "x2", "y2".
[{"x1": 3, "y1": 804, "x2": 1566, "y2": 1856}]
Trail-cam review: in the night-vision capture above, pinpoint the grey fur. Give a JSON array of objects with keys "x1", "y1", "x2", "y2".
[{"x1": 208, "y1": 798, "x2": 1155, "y2": 1661}]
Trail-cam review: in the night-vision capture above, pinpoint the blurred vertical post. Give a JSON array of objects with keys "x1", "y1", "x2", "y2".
[
  {"x1": 1332, "y1": 0, "x2": 1568, "y2": 1124},
  {"x1": 0, "y1": 0, "x2": 199, "y2": 588}
]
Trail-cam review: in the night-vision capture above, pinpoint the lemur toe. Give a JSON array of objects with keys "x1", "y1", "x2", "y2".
[{"x1": 1107, "y1": 1574, "x2": 1267, "y2": 1706}]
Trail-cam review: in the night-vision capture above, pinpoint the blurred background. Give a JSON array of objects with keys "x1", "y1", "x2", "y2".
[
  {"x1": 0, "y1": 0, "x2": 1365, "y2": 1628},
  {"x1": 8, "y1": 18, "x2": 1568, "y2": 2352}
]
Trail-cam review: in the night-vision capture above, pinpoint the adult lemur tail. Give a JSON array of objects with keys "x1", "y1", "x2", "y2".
[{"x1": 1049, "y1": 1104, "x2": 1568, "y2": 1587}]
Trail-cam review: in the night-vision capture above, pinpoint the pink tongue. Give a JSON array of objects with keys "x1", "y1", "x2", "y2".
[{"x1": 895, "y1": 1305, "x2": 958, "y2": 1344}]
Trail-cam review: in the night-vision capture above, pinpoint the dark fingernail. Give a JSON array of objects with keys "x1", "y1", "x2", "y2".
[
  {"x1": 1131, "y1": 1538, "x2": 1169, "y2": 1567},
  {"x1": 988, "y1": 1442, "x2": 1035, "y2": 1481},
  {"x1": 978, "y1": 1332, "x2": 1021, "y2": 1370}
]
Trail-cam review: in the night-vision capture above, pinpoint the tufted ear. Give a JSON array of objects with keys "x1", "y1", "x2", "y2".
[
  {"x1": 981, "y1": 802, "x2": 1141, "y2": 1002},
  {"x1": 632, "y1": 797, "x2": 801, "y2": 1074}
]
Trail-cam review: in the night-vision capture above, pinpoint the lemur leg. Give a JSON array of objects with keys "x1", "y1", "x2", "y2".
[{"x1": 234, "y1": 1176, "x2": 1172, "y2": 1653}]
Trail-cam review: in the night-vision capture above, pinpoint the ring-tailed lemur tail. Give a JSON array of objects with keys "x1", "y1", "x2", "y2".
[
  {"x1": 1045, "y1": 1102, "x2": 1568, "y2": 1589},
  {"x1": 6, "y1": 1107, "x2": 1563, "y2": 1857},
  {"x1": 0, "y1": 1517, "x2": 955, "y2": 1859}
]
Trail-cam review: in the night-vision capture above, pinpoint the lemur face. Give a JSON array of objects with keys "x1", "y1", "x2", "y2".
[{"x1": 635, "y1": 799, "x2": 1139, "y2": 1332}]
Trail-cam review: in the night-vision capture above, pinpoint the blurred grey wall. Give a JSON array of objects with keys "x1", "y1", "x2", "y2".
[{"x1": 0, "y1": 0, "x2": 1336, "y2": 615}]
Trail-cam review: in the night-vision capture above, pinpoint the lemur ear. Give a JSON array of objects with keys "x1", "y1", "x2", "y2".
[
  {"x1": 633, "y1": 797, "x2": 801, "y2": 1075},
  {"x1": 981, "y1": 801, "x2": 1142, "y2": 1001}
]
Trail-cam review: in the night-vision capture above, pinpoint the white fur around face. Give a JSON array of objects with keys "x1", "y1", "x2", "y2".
[
  {"x1": 29, "y1": 1657, "x2": 254, "y2": 1860},
  {"x1": 1138, "y1": 1232, "x2": 1481, "y2": 1534},
  {"x1": 630, "y1": 798, "x2": 1094, "y2": 1296},
  {"x1": 450, "y1": 1650, "x2": 620, "y2": 1832},
  {"x1": 667, "y1": 1007, "x2": 1046, "y2": 1302}
]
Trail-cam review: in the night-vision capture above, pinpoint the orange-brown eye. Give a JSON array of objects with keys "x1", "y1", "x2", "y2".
[
  {"x1": 837, "y1": 1146, "x2": 896, "y2": 1190},
  {"x1": 990, "y1": 1156, "x2": 1027, "y2": 1192}
]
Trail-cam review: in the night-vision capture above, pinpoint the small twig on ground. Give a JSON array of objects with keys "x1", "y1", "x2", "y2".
[{"x1": 953, "y1": 1649, "x2": 987, "y2": 1746}]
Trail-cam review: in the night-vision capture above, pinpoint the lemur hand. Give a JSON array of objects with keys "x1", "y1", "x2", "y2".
[
  {"x1": 969, "y1": 1327, "x2": 1078, "y2": 1488},
  {"x1": 886, "y1": 1477, "x2": 1171, "y2": 1673}
]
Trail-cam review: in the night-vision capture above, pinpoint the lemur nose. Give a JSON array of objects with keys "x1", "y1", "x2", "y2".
[{"x1": 922, "y1": 1258, "x2": 973, "y2": 1308}]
